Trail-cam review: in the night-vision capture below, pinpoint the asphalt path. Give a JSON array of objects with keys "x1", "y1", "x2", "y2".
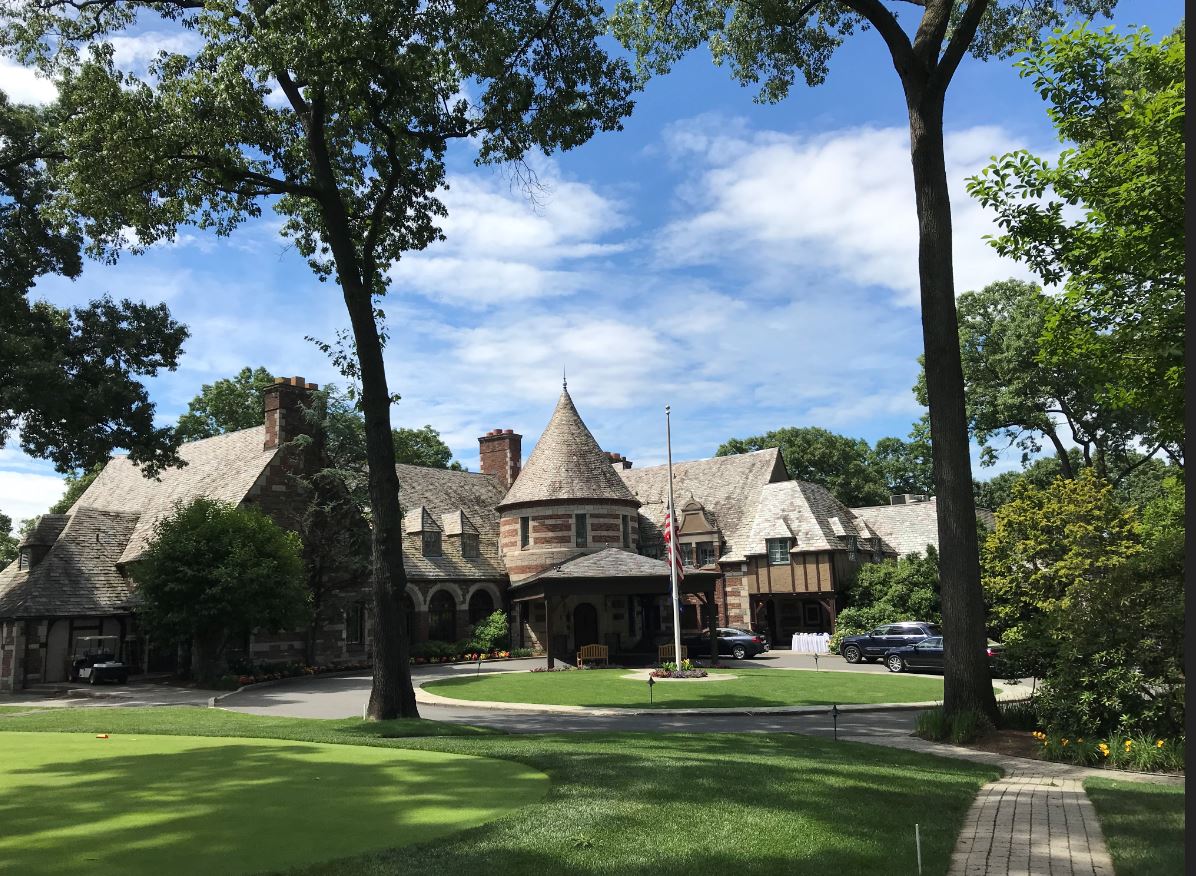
[{"x1": 220, "y1": 653, "x2": 924, "y2": 736}]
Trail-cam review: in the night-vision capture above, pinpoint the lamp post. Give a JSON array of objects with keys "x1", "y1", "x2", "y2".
[{"x1": 831, "y1": 703, "x2": 839, "y2": 741}]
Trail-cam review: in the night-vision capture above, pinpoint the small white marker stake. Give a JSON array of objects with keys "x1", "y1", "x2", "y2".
[{"x1": 915, "y1": 824, "x2": 922, "y2": 874}]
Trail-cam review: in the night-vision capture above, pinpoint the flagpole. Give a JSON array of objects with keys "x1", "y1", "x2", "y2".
[{"x1": 665, "y1": 405, "x2": 682, "y2": 666}]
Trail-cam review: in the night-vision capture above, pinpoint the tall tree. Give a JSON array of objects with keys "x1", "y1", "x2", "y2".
[
  {"x1": 1, "y1": 91, "x2": 187, "y2": 475},
  {"x1": 613, "y1": 0, "x2": 1122, "y2": 720},
  {"x1": 872, "y1": 415, "x2": 935, "y2": 497},
  {"x1": 48, "y1": 464, "x2": 103, "y2": 513},
  {"x1": 0, "y1": 512, "x2": 17, "y2": 567},
  {"x1": 176, "y1": 366, "x2": 275, "y2": 441},
  {"x1": 2, "y1": 1, "x2": 635, "y2": 719},
  {"x1": 392, "y1": 424, "x2": 463, "y2": 470},
  {"x1": 969, "y1": 24, "x2": 1183, "y2": 466},
  {"x1": 717, "y1": 426, "x2": 889, "y2": 506}
]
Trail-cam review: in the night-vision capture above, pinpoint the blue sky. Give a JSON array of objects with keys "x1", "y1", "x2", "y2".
[{"x1": 0, "y1": 1, "x2": 1182, "y2": 522}]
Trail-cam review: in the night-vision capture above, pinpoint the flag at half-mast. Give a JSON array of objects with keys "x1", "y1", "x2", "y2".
[{"x1": 662, "y1": 500, "x2": 685, "y2": 581}]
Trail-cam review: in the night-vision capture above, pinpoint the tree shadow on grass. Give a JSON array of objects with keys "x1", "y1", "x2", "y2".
[
  {"x1": 0, "y1": 735, "x2": 545, "y2": 876},
  {"x1": 294, "y1": 732, "x2": 997, "y2": 876}
]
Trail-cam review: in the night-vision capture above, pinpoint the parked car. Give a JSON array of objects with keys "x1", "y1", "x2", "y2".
[
  {"x1": 681, "y1": 627, "x2": 766, "y2": 660},
  {"x1": 882, "y1": 637, "x2": 1005, "y2": 674},
  {"x1": 67, "y1": 635, "x2": 130, "y2": 685},
  {"x1": 838, "y1": 621, "x2": 942, "y2": 664},
  {"x1": 752, "y1": 629, "x2": 771, "y2": 652}
]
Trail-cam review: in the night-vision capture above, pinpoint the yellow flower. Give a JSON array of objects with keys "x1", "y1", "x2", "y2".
[
  {"x1": 1077, "y1": 738, "x2": 1084, "y2": 743},
  {"x1": 1061, "y1": 739, "x2": 1069, "y2": 747},
  {"x1": 1124, "y1": 740, "x2": 1133, "y2": 751},
  {"x1": 1098, "y1": 743, "x2": 1110, "y2": 757},
  {"x1": 1157, "y1": 740, "x2": 1165, "y2": 748}
]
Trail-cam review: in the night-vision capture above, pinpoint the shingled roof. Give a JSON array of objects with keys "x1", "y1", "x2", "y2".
[
  {"x1": 851, "y1": 499, "x2": 996, "y2": 556},
  {"x1": 745, "y1": 480, "x2": 886, "y2": 556},
  {"x1": 620, "y1": 448, "x2": 788, "y2": 562},
  {"x1": 513, "y1": 547, "x2": 701, "y2": 584},
  {"x1": 498, "y1": 387, "x2": 639, "y2": 509},
  {"x1": 18, "y1": 514, "x2": 69, "y2": 548},
  {"x1": 395, "y1": 464, "x2": 506, "y2": 580},
  {"x1": 71, "y1": 426, "x2": 279, "y2": 564},
  {"x1": 0, "y1": 509, "x2": 140, "y2": 617}
]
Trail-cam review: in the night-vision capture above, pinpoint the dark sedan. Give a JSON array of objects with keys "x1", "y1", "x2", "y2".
[
  {"x1": 681, "y1": 627, "x2": 766, "y2": 660},
  {"x1": 883, "y1": 637, "x2": 1005, "y2": 674}
]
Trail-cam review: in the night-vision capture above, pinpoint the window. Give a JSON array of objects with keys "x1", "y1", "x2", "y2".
[
  {"x1": 345, "y1": 603, "x2": 366, "y2": 645},
  {"x1": 421, "y1": 531, "x2": 442, "y2": 557},
  {"x1": 641, "y1": 543, "x2": 662, "y2": 560},
  {"x1": 680, "y1": 543, "x2": 694, "y2": 566},
  {"x1": 17, "y1": 549, "x2": 29, "y2": 571},
  {"x1": 468, "y1": 589, "x2": 495, "y2": 625},
  {"x1": 697, "y1": 542, "x2": 716, "y2": 567},
  {"x1": 402, "y1": 592, "x2": 416, "y2": 644},
  {"x1": 766, "y1": 538, "x2": 791, "y2": 565},
  {"x1": 621, "y1": 515, "x2": 631, "y2": 548},
  {"x1": 428, "y1": 590, "x2": 457, "y2": 642},
  {"x1": 846, "y1": 535, "x2": 858, "y2": 560},
  {"x1": 519, "y1": 516, "x2": 530, "y2": 549},
  {"x1": 575, "y1": 513, "x2": 588, "y2": 547},
  {"x1": 461, "y1": 533, "x2": 480, "y2": 558}
]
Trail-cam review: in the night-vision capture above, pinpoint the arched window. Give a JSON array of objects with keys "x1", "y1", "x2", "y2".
[
  {"x1": 402, "y1": 592, "x2": 417, "y2": 644},
  {"x1": 427, "y1": 590, "x2": 457, "y2": 642},
  {"x1": 468, "y1": 589, "x2": 495, "y2": 625}
]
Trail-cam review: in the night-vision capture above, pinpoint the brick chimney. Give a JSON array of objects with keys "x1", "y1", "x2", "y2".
[
  {"x1": 263, "y1": 376, "x2": 319, "y2": 451},
  {"x1": 478, "y1": 428, "x2": 522, "y2": 489},
  {"x1": 606, "y1": 451, "x2": 633, "y2": 470}
]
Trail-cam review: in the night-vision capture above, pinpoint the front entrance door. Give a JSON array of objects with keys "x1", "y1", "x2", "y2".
[{"x1": 573, "y1": 602, "x2": 599, "y2": 649}]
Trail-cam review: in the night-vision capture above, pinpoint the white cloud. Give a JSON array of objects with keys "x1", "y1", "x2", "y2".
[
  {"x1": 655, "y1": 115, "x2": 1038, "y2": 305},
  {"x1": 106, "y1": 31, "x2": 202, "y2": 72},
  {"x1": 0, "y1": 57, "x2": 57, "y2": 105},
  {"x1": 0, "y1": 469, "x2": 65, "y2": 524},
  {"x1": 389, "y1": 160, "x2": 627, "y2": 307}
]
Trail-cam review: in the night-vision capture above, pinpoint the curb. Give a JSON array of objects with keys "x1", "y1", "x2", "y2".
[{"x1": 209, "y1": 668, "x2": 370, "y2": 707}]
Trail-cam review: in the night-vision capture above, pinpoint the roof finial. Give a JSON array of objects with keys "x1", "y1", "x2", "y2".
[{"x1": 562, "y1": 365, "x2": 567, "y2": 391}]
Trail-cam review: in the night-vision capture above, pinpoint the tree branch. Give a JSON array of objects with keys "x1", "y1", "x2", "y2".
[
  {"x1": 840, "y1": 0, "x2": 916, "y2": 77},
  {"x1": 932, "y1": 0, "x2": 991, "y2": 91}
]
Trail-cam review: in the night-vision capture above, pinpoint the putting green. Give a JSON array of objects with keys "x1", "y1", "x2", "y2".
[
  {"x1": 0, "y1": 732, "x2": 547, "y2": 875},
  {"x1": 424, "y1": 667, "x2": 947, "y2": 709}
]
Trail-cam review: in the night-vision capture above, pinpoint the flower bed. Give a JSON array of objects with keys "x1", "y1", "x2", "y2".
[
  {"x1": 650, "y1": 668, "x2": 709, "y2": 679},
  {"x1": 1032, "y1": 731, "x2": 1185, "y2": 773}
]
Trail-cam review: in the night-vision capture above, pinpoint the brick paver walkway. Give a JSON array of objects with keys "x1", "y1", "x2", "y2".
[{"x1": 949, "y1": 776, "x2": 1113, "y2": 876}]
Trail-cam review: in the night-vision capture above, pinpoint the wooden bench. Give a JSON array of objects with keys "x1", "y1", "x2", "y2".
[
  {"x1": 576, "y1": 643, "x2": 609, "y2": 667},
  {"x1": 657, "y1": 643, "x2": 688, "y2": 663}
]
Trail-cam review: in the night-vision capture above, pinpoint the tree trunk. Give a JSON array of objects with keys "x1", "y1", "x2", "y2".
[
  {"x1": 905, "y1": 88, "x2": 998, "y2": 722},
  {"x1": 190, "y1": 631, "x2": 225, "y2": 683},
  {"x1": 339, "y1": 282, "x2": 419, "y2": 719}
]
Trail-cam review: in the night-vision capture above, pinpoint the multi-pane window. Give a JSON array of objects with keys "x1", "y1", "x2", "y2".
[
  {"x1": 520, "y1": 516, "x2": 530, "y2": 549},
  {"x1": 621, "y1": 514, "x2": 631, "y2": 548},
  {"x1": 846, "y1": 535, "x2": 858, "y2": 560},
  {"x1": 575, "y1": 513, "x2": 588, "y2": 547},
  {"x1": 766, "y1": 538, "x2": 791, "y2": 565},
  {"x1": 462, "y1": 533, "x2": 480, "y2": 558},
  {"x1": 345, "y1": 603, "x2": 366, "y2": 644},
  {"x1": 421, "y1": 531, "x2": 442, "y2": 557},
  {"x1": 697, "y1": 542, "x2": 716, "y2": 567},
  {"x1": 680, "y1": 543, "x2": 694, "y2": 566}
]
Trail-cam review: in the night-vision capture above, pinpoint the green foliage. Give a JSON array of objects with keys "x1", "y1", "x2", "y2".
[
  {"x1": 914, "y1": 705, "x2": 993, "y2": 744},
  {"x1": 47, "y1": 464, "x2": 102, "y2": 514},
  {"x1": 469, "y1": 610, "x2": 510, "y2": 653},
  {"x1": 871, "y1": 416, "x2": 935, "y2": 497},
  {"x1": 176, "y1": 367, "x2": 275, "y2": 442},
  {"x1": 0, "y1": 511, "x2": 17, "y2": 567},
  {"x1": 983, "y1": 471, "x2": 1183, "y2": 735},
  {"x1": 393, "y1": 424, "x2": 462, "y2": 470},
  {"x1": 969, "y1": 24, "x2": 1184, "y2": 464},
  {"x1": 716, "y1": 427, "x2": 889, "y2": 506},
  {"x1": 137, "y1": 497, "x2": 308, "y2": 679},
  {"x1": 1035, "y1": 733, "x2": 1184, "y2": 773},
  {"x1": 830, "y1": 549, "x2": 941, "y2": 654}
]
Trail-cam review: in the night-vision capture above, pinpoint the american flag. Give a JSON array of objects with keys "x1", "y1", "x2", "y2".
[{"x1": 662, "y1": 505, "x2": 685, "y2": 580}]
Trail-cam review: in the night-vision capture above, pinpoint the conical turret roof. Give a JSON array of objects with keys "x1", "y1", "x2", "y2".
[{"x1": 498, "y1": 387, "x2": 639, "y2": 509}]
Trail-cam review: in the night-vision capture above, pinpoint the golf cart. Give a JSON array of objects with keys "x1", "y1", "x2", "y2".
[{"x1": 68, "y1": 635, "x2": 130, "y2": 685}]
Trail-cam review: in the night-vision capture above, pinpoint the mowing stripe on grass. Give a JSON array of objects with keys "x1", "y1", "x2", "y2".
[{"x1": 0, "y1": 732, "x2": 547, "y2": 876}]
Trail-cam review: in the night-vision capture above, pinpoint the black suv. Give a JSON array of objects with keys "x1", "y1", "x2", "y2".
[{"x1": 838, "y1": 621, "x2": 941, "y2": 664}]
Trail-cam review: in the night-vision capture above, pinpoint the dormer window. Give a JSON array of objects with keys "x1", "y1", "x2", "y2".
[
  {"x1": 697, "y1": 542, "x2": 716, "y2": 567},
  {"x1": 766, "y1": 538, "x2": 791, "y2": 565},
  {"x1": 17, "y1": 549, "x2": 30, "y2": 571},
  {"x1": 422, "y1": 531, "x2": 442, "y2": 557},
  {"x1": 846, "y1": 535, "x2": 858, "y2": 560},
  {"x1": 462, "y1": 533, "x2": 480, "y2": 559},
  {"x1": 680, "y1": 543, "x2": 694, "y2": 566}
]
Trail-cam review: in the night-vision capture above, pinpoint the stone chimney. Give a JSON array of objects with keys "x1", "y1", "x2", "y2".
[
  {"x1": 606, "y1": 451, "x2": 633, "y2": 470},
  {"x1": 263, "y1": 376, "x2": 319, "y2": 451},
  {"x1": 478, "y1": 428, "x2": 522, "y2": 489}
]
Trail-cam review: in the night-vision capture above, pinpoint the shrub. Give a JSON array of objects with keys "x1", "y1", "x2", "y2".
[
  {"x1": 1033, "y1": 732, "x2": 1184, "y2": 773},
  {"x1": 996, "y1": 699, "x2": 1040, "y2": 731},
  {"x1": 511, "y1": 647, "x2": 534, "y2": 658},
  {"x1": 914, "y1": 706, "x2": 950, "y2": 741},
  {"x1": 914, "y1": 705, "x2": 992, "y2": 744},
  {"x1": 469, "y1": 610, "x2": 510, "y2": 653}
]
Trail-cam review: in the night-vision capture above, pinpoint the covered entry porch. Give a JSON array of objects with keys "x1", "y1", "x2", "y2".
[{"x1": 509, "y1": 549, "x2": 720, "y2": 668}]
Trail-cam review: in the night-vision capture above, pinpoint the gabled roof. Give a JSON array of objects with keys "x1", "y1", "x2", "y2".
[
  {"x1": 72, "y1": 426, "x2": 279, "y2": 564},
  {"x1": 395, "y1": 464, "x2": 506, "y2": 580},
  {"x1": 19, "y1": 514, "x2": 68, "y2": 548},
  {"x1": 403, "y1": 506, "x2": 441, "y2": 534},
  {"x1": 514, "y1": 547, "x2": 701, "y2": 584},
  {"x1": 441, "y1": 511, "x2": 478, "y2": 536},
  {"x1": 499, "y1": 387, "x2": 639, "y2": 509},
  {"x1": 621, "y1": 448, "x2": 788, "y2": 562},
  {"x1": 851, "y1": 499, "x2": 995, "y2": 557},
  {"x1": 0, "y1": 509, "x2": 140, "y2": 617}
]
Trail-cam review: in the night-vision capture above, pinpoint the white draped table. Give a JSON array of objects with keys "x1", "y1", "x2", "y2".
[{"x1": 790, "y1": 632, "x2": 831, "y2": 653}]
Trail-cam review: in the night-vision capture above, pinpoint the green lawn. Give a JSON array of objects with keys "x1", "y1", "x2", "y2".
[
  {"x1": 1084, "y1": 778, "x2": 1185, "y2": 876},
  {"x1": 0, "y1": 705, "x2": 44, "y2": 714},
  {"x1": 424, "y1": 667, "x2": 947, "y2": 708},
  {"x1": 0, "y1": 730, "x2": 547, "y2": 876},
  {"x1": 0, "y1": 707, "x2": 996, "y2": 876}
]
